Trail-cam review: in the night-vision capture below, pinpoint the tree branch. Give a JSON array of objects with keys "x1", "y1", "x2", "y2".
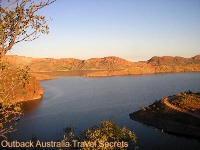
[
  {"x1": 1, "y1": 0, "x2": 56, "y2": 58},
  {"x1": 5, "y1": 0, "x2": 18, "y2": 10},
  {"x1": 4, "y1": 6, "x2": 25, "y2": 53},
  {"x1": 15, "y1": 30, "x2": 37, "y2": 43}
]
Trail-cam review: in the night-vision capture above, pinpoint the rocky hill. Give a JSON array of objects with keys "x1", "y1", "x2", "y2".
[{"x1": 5, "y1": 55, "x2": 200, "y2": 77}]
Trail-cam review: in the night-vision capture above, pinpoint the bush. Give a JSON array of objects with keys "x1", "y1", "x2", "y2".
[
  {"x1": 62, "y1": 120, "x2": 136, "y2": 150},
  {"x1": 141, "y1": 107, "x2": 146, "y2": 111}
]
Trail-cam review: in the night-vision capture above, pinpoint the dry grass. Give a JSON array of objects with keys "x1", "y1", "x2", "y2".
[{"x1": 171, "y1": 92, "x2": 200, "y2": 113}]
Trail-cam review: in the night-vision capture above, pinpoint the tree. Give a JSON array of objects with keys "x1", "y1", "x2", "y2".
[
  {"x1": 0, "y1": 0, "x2": 56, "y2": 61},
  {"x1": 0, "y1": 0, "x2": 55, "y2": 139},
  {"x1": 0, "y1": 63, "x2": 29, "y2": 139}
]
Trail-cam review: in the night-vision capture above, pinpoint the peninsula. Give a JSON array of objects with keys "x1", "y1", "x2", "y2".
[{"x1": 130, "y1": 91, "x2": 200, "y2": 138}]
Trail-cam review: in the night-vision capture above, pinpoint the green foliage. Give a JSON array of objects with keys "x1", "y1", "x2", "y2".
[
  {"x1": 0, "y1": 123, "x2": 3, "y2": 128},
  {"x1": 17, "y1": 66, "x2": 31, "y2": 86},
  {"x1": 82, "y1": 120, "x2": 136, "y2": 142},
  {"x1": 0, "y1": 0, "x2": 56, "y2": 59},
  {"x1": 63, "y1": 125, "x2": 75, "y2": 143},
  {"x1": 14, "y1": 106, "x2": 21, "y2": 112},
  {"x1": 62, "y1": 120, "x2": 136, "y2": 150},
  {"x1": 141, "y1": 107, "x2": 146, "y2": 111}
]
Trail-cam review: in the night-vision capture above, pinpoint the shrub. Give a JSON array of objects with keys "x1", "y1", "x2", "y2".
[{"x1": 62, "y1": 120, "x2": 136, "y2": 150}]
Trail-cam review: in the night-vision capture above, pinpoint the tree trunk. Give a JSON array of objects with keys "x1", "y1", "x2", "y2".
[{"x1": 0, "y1": 50, "x2": 6, "y2": 69}]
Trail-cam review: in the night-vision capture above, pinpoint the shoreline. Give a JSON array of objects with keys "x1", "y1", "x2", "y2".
[
  {"x1": 15, "y1": 92, "x2": 43, "y2": 103},
  {"x1": 32, "y1": 70, "x2": 200, "y2": 78}
]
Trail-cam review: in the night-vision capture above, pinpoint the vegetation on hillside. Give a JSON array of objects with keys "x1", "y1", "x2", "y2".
[{"x1": 171, "y1": 91, "x2": 200, "y2": 114}]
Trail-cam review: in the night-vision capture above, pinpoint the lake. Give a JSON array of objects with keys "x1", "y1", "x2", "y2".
[{"x1": 8, "y1": 73, "x2": 200, "y2": 150}]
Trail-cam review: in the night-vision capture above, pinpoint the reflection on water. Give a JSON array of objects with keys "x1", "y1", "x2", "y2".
[
  {"x1": 8, "y1": 73, "x2": 200, "y2": 150},
  {"x1": 21, "y1": 99, "x2": 41, "y2": 112}
]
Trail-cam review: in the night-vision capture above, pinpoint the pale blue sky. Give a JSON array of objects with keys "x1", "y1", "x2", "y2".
[{"x1": 10, "y1": 0, "x2": 200, "y2": 61}]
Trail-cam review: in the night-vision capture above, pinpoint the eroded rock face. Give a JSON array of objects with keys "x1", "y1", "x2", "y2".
[{"x1": 5, "y1": 54, "x2": 200, "y2": 77}]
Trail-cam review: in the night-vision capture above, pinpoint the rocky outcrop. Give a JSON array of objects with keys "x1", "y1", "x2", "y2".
[{"x1": 130, "y1": 92, "x2": 200, "y2": 138}]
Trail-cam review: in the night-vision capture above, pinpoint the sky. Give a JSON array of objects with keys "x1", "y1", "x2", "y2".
[{"x1": 9, "y1": 0, "x2": 200, "y2": 61}]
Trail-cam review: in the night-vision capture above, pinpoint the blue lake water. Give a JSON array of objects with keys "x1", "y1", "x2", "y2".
[{"x1": 9, "y1": 73, "x2": 200, "y2": 149}]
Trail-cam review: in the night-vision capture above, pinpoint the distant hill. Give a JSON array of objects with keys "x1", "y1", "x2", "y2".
[
  {"x1": 148, "y1": 55, "x2": 200, "y2": 65},
  {"x1": 5, "y1": 55, "x2": 200, "y2": 77}
]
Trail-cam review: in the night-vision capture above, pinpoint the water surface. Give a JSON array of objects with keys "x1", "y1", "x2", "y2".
[{"x1": 10, "y1": 73, "x2": 200, "y2": 149}]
